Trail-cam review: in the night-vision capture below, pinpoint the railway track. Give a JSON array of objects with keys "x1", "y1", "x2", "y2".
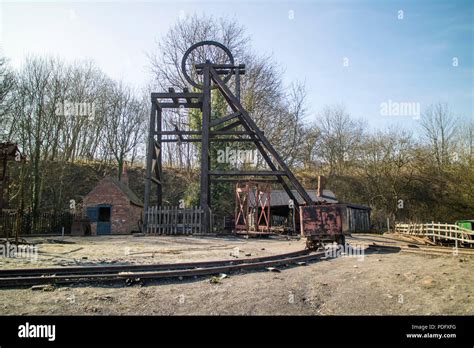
[
  {"x1": 0, "y1": 249, "x2": 326, "y2": 288},
  {"x1": 365, "y1": 242, "x2": 474, "y2": 257}
]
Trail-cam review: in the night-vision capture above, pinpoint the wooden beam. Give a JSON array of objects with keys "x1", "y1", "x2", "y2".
[
  {"x1": 173, "y1": 125, "x2": 185, "y2": 142},
  {"x1": 216, "y1": 120, "x2": 241, "y2": 132},
  {"x1": 209, "y1": 170, "x2": 286, "y2": 176},
  {"x1": 151, "y1": 92, "x2": 202, "y2": 100},
  {"x1": 182, "y1": 87, "x2": 192, "y2": 103},
  {"x1": 157, "y1": 130, "x2": 256, "y2": 136},
  {"x1": 157, "y1": 102, "x2": 202, "y2": 109},
  {"x1": 209, "y1": 112, "x2": 240, "y2": 128},
  {"x1": 161, "y1": 138, "x2": 255, "y2": 143},
  {"x1": 211, "y1": 178, "x2": 279, "y2": 183},
  {"x1": 195, "y1": 63, "x2": 246, "y2": 69},
  {"x1": 211, "y1": 131, "x2": 255, "y2": 136},
  {"x1": 200, "y1": 65, "x2": 211, "y2": 233},
  {"x1": 168, "y1": 88, "x2": 178, "y2": 104},
  {"x1": 195, "y1": 63, "x2": 246, "y2": 75},
  {"x1": 156, "y1": 130, "x2": 200, "y2": 135},
  {"x1": 211, "y1": 138, "x2": 255, "y2": 142}
]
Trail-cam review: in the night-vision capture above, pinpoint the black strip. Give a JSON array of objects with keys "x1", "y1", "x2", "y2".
[{"x1": 0, "y1": 316, "x2": 471, "y2": 346}]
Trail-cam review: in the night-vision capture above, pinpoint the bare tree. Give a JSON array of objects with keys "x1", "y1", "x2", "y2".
[
  {"x1": 299, "y1": 124, "x2": 321, "y2": 169},
  {"x1": 13, "y1": 56, "x2": 57, "y2": 217},
  {"x1": 421, "y1": 102, "x2": 457, "y2": 170},
  {"x1": 357, "y1": 128, "x2": 416, "y2": 222},
  {"x1": 0, "y1": 56, "x2": 16, "y2": 140},
  {"x1": 105, "y1": 81, "x2": 147, "y2": 180},
  {"x1": 316, "y1": 104, "x2": 365, "y2": 176},
  {"x1": 272, "y1": 81, "x2": 308, "y2": 166},
  {"x1": 6, "y1": 54, "x2": 147, "y2": 213}
]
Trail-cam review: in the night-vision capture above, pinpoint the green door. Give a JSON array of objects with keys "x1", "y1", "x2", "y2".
[{"x1": 97, "y1": 206, "x2": 112, "y2": 235}]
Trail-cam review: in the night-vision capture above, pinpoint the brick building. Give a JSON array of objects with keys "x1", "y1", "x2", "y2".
[{"x1": 83, "y1": 170, "x2": 143, "y2": 235}]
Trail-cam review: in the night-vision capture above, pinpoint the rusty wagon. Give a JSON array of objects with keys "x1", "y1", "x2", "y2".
[{"x1": 300, "y1": 204, "x2": 345, "y2": 249}]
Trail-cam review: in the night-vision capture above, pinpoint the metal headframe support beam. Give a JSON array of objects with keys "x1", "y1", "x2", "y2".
[
  {"x1": 200, "y1": 65, "x2": 212, "y2": 233},
  {"x1": 144, "y1": 99, "x2": 157, "y2": 231},
  {"x1": 209, "y1": 112, "x2": 240, "y2": 128},
  {"x1": 201, "y1": 72, "x2": 300, "y2": 208},
  {"x1": 161, "y1": 138, "x2": 255, "y2": 143},
  {"x1": 211, "y1": 178, "x2": 279, "y2": 183},
  {"x1": 209, "y1": 66, "x2": 313, "y2": 207}
]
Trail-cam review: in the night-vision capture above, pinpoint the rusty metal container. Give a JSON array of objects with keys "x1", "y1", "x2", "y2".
[
  {"x1": 300, "y1": 204, "x2": 344, "y2": 248},
  {"x1": 71, "y1": 218, "x2": 91, "y2": 236}
]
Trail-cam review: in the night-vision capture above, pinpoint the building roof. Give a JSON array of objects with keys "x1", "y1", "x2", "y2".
[
  {"x1": 110, "y1": 177, "x2": 144, "y2": 207},
  {"x1": 85, "y1": 176, "x2": 143, "y2": 207},
  {"x1": 249, "y1": 189, "x2": 338, "y2": 207}
]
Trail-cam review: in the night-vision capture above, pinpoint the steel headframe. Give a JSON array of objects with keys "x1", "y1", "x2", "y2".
[{"x1": 144, "y1": 41, "x2": 313, "y2": 233}]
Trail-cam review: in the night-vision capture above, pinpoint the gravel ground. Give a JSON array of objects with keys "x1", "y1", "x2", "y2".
[
  {"x1": 0, "y1": 234, "x2": 472, "y2": 315},
  {"x1": 0, "y1": 235, "x2": 303, "y2": 269}
]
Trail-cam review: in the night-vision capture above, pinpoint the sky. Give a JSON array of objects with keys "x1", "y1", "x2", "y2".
[{"x1": 1, "y1": 0, "x2": 473, "y2": 135}]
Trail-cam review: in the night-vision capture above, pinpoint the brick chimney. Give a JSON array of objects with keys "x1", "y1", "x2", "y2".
[
  {"x1": 317, "y1": 175, "x2": 325, "y2": 197},
  {"x1": 120, "y1": 163, "x2": 129, "y2": 187}
]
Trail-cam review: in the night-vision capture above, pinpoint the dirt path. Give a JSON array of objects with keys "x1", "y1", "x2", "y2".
[
  {"x1": 0, "y1": 235, "x2": 472, "y2": 315},
  {"x1": 0, "y1": 235, "x2": 303, "y2": 269}
]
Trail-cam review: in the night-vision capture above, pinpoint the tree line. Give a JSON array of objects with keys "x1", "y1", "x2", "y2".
[{"x1": 0, "y1": 56, "x2": 147, "y2": 217}]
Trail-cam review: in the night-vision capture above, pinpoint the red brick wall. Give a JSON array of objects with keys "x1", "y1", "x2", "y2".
[{"x1": 83, "y1": 177, "x2": 142, "y2": 234}]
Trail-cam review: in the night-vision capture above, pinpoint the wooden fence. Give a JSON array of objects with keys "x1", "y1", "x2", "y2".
[
  {"x1": 145, "y1": 206, "x2": 205, "y2": 235},
  {"x1": 395, "y1": 222, "x2": 474, "y2": 246},
  {"x1": 1, "y1": 211, "x2": 74, "y2": 237}
]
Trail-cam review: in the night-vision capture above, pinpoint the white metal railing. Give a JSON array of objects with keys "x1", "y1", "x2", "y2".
[{"x1": 395, "y1": 222, "x2": 474, "y2": 246}]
